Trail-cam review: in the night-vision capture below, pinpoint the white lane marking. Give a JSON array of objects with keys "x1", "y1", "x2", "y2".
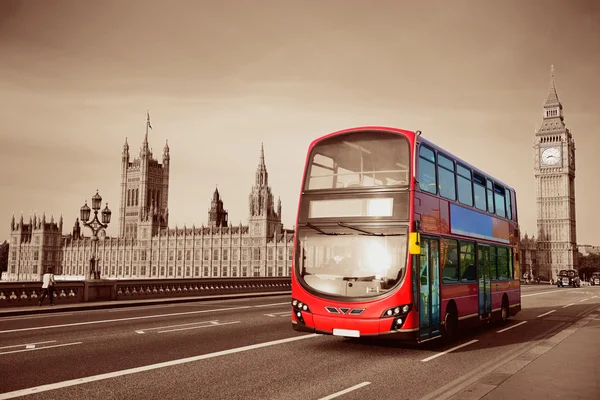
[
  {"x1": 0, "y1": 341, "x2": 56, "y2": 350},
  {"x1": 0, "y1": 334, "x2": 319, "y2": 399},
  {"x1": 0, "y1": 305, "x2": 254, "y2": 334},
  {"x1": 265, "y1": 311, "x2": 290, "y2": 317},
  {"x1": 497, "y1": 321, "x2": 528, "y2": 333},
  {"x1": 0, "y1": 342, "x2": 82, "y2": 356},
  {"x1": 253, "y1": 302, "x2": 289, "y2": 307},
  {"x1": 134, "y1": 320, "x2": 239, "y2": 334},
  {"x1": 580, "y1": 298, "x2": 589, "y2": 302},
  {"x1": 0, "y1": 313, "x2": 74, "y2": 322},
  {"x1": 563, "y1": 303, "x2": 574, "y2": 308},
  {"x1": 592, "y1": 296, "x2": 598, "y2": 299},
  {"x1": 108, "y1": 304, "x2": 186, "y2": 312},
  {"x1": 158, "y1": 321, "x2": 241, "y2": 333},
  {"x1": 135, "y1": 320, "x2": 224, "y2": 333},
  {"x1": 421, "y1": 340, "x2": 479, "y2": 362},
  {"x1": 536, "y1": 310, "x2": 556, "y2": 318},
  {"x1": 318, "y1": 382, "x2": 372, "y2": 400},
  {"x1": 522, "y1": 289, "x2": 567, "y2": 297}
]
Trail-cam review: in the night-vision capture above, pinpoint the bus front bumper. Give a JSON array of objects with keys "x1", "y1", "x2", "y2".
[{"x1": 292, "y1": 312, "x2": 419, "y2": 341}]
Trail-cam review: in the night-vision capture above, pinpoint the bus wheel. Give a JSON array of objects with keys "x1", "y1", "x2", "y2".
[
  {"x1": 500, "y1": 298, "x2": 509, "y2": 326},
  {"x1": 442, "y1": 308, "x2": 457, "y2": 345}
]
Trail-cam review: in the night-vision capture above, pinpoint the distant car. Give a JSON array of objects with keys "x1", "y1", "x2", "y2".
[
  {"x1": 591, "y1": 272, "x2": 600, "y2": 286},
  {"x1": 557, "y1": 269, "x2": 580, "y2": 288}
]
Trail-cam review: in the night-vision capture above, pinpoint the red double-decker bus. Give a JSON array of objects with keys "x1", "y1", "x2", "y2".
[{"x1": 291, "y1": 126, "x2": 521, "y2": 344}]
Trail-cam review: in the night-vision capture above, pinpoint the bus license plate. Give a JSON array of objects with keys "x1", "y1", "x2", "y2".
[{"x1": 333, "y1": 328, "x2": 360, "y2": 338}]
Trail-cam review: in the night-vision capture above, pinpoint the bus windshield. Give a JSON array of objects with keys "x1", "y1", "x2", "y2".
[
  {"x1": 295, "y1": 224, "x2": 408, "y2": 298},
  {"x1": 304, "y1": 130, "x2": 411, "y2": 191}
]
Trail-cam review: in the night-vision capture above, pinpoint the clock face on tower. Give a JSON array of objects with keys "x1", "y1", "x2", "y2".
[{"x1": 541, "y1": 147, "x2": 561, "y2": 166}]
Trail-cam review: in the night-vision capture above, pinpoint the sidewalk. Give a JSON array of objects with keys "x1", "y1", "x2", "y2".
[
  {"x1": 0, "y1": 290, "x2": 291, "y2": 317},
  {"x1": 452, "y1": 307, "x2": 600, "y2": 400}
]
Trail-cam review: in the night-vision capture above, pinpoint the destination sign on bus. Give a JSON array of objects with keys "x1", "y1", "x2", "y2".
[{"x1": 308, "y1": 197, "x2": 394, "y2": 219}]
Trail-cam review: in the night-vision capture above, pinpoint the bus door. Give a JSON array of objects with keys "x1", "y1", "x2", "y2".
[
  {"x1": 477, "y1": 245, "x2": 492, "y2": 319},
  {"x1": 418, "y1": 237, "x2": 441, "y2": 339}
]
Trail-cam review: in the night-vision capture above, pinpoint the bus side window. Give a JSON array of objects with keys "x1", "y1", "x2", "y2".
[{"x1": 418, "y1": 146, "x2": 437, "y2": 194}]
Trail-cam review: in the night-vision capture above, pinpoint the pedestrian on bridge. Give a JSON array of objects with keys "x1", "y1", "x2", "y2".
[{"x1": 38, "y1": 267, "x2": 55, "y2": 306}]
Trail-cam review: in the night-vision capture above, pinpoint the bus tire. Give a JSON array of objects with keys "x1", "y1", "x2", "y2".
[
  {"x1": 500, "y1": 296, "x2": 509, "y2": 326},
  {"x1": 442, "y1": 306, "x2": 458, "y2": 345}
]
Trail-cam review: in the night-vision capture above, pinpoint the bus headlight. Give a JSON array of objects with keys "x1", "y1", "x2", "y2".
[
  {"x1": 291, "y1": 298, "x2": 311, "y2": 325},
  {"x1": 291, "y1": 298, "x2": 311, "y2": 313},
  {"x1": 380, "y1": 304, "x2": 412, "y2": 318}
]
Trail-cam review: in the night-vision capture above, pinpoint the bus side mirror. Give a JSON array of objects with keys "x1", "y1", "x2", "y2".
[{"x1": 409, "y1": 232, "x2": 421, "y2": 255}]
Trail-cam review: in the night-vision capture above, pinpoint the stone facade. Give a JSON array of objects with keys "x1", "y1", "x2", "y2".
[
  {"x1": 533, "y1": 66, "x2": 578, "y2": 282},
  {"x1": 7, "y1": 124, "x2": 294, "y2": 282}
]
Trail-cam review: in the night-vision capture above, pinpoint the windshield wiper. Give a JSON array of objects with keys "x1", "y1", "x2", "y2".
[
  {"x1": 304, "y1": 222, "x2": 346, "y2": 236},
  {"x1": 337, "y1": 222, "x2": 403, "y2": 236}
]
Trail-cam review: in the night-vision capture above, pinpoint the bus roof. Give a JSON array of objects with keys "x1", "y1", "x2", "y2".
[{"x1": 310, "y1": 126, "x2": 515, "y2": 193}]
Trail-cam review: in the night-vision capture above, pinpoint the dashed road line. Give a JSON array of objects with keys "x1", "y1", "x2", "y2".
[
  {"x1": 0, "y1": 342, "x2": 82, "y2": 356},
  {"x1": 134, "y1": 320, "x2": 239, "y2": 334},
  {"x1": 253, "y1": 302, "x2": 289, "y2": 308},
  {"x1": 0, "y1": 333, "x2": 320, "y2": 399},
  {"x1": 0, "y1": 305, "x2": 253, "y2": 334},
  {"x1": 158, "y1": 321, "x2": 240, "y2": 334},
  {"x1": 318, "y1": 382, "x2": 371, "y2": 400},
  {"x1": 0, "y1": 341, "x2": 56, "y2": 351},
  {"x1": 427, "y1": 310, "x2": 599, "y2": 400},
  {"x1": 579, "y1": 298, "x2": 589, "y2": 302},
  {"x1": 421, "y1": 340, "x2": 479, "y2": 362},
  {"x1": 562, "y1": 303, "x2": 574, "y2": 308},
  {"x1": 497, "y1": 321, "x2": 527, "y2": 333},
  {"x1": 265, "y1": 311, "x2": 290, "y2": 317},
  {"x1": 536, "y1": 310, "x2": 556, "y2": 318},
  {"x1": 521, "y1": 289, "x2": 566, "y2": 297}
]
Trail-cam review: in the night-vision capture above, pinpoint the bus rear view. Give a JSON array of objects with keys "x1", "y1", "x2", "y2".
[{"x1": 291, "y1": 127, "x2": 420, "y2": 340}]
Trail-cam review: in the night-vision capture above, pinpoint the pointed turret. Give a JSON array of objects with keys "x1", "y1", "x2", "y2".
[
  {"x1": 544, "y1": 65, "x2": 560, "y2": 108},
  {"x1": 208, "y1": 186, "x2": 228, "y2": 228},
  {"x1": 73, "y1": 218, "x2": 81, "y2": 238},
  {"x1": 163, "y1": 139, "x2": 170, "y2": 164},
  {"x1": 59, "y1": 214, "x2": 63, "y2": 232},
  {"x1": 542, "y1": 65, "x2": 564, "y2": 122},
  {"x1": 140, "y1": 110, "x2": 152, "y2": 159},
  {"x1": 11, "y1": 214, "x2": 15, "y2": 231},
  {"x1": 277, "y1": 197, "x2": 282, "y2": 218},
  {"x1": 260, "y1": 142, "x2": 265, "y2": 166}
]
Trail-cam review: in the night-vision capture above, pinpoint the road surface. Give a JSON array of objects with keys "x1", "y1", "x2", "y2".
[{"x1": 0, "y1": 285, "x2": 598, "y2": 399}]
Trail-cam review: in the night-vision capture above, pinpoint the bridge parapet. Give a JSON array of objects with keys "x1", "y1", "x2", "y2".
[{"x1": 0, "y1": 277, "x2": 291, "y2": 308}]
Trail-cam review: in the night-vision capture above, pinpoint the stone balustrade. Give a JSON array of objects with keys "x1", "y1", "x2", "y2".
[{"x1": 0, "y1": 277, "x2": 291, "y2": 308}]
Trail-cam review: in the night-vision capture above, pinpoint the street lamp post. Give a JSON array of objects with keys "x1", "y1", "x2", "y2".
[{"x1": 80, "y1": 190, "x2": 112, "y2": 280}]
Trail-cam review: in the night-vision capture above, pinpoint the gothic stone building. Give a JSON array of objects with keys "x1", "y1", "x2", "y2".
[
  {"x1": 533, "y1": 66, "x2": 578, "y2": 282},
  {"x1": 7, "y1": 133, "x2": 294, "y2": 282}
]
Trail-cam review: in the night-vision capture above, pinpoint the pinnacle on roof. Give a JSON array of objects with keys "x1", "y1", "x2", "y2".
[{"x1": 544, "y1": 65, "x2": 561, "y2": 107}]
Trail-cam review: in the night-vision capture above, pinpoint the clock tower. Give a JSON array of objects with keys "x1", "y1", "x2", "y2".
[{"x1": 534, "y1": 65, "x2": 577, "y2": 282}]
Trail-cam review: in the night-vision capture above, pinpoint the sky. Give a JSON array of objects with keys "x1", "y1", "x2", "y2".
[{"x1": 0, "y1": 0, "x2": 599, "y2": 245}]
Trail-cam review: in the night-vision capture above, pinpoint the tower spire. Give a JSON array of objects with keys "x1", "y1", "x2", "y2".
[
  {"x1": 260, "y1": 142, "x2": 265, "y2": 166},
  {"x1": 544, "y1": 64, "x2": 560, "y2": 108},
  {"x1": 145, "y1": 109, "x2": 152, "y2": 143}
]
